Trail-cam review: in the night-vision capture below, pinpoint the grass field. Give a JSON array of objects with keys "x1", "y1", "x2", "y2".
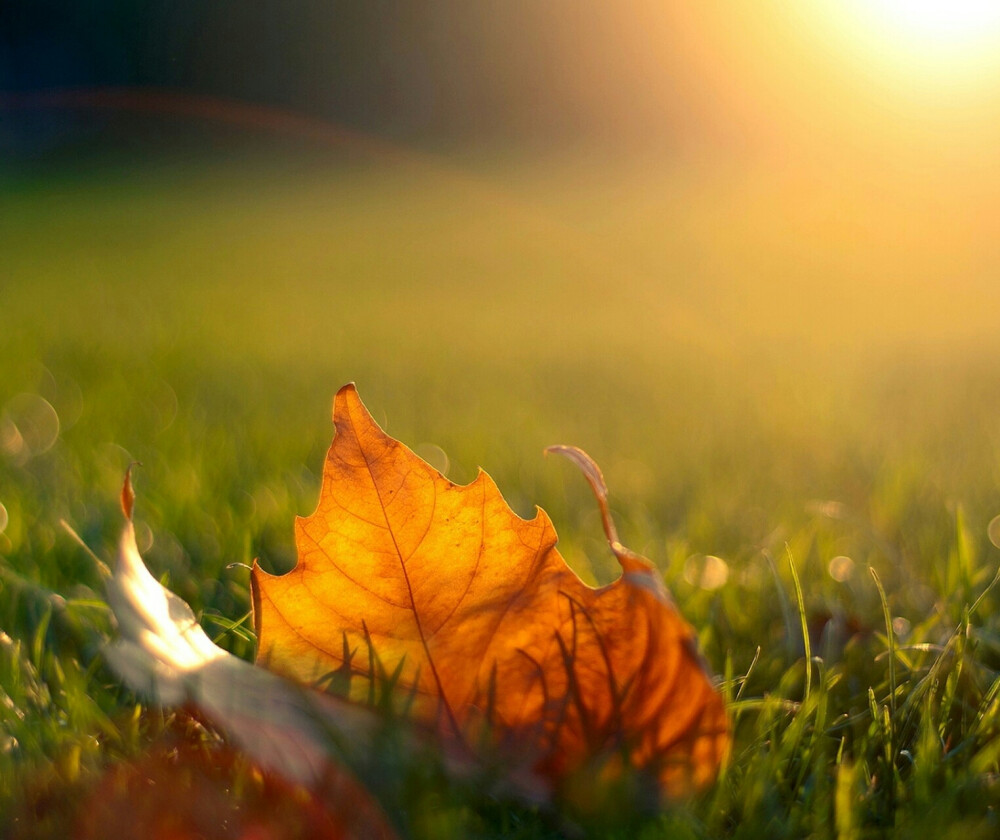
[{"x1": 3, "y1": 136, "x2": 1000, "y2": 837}]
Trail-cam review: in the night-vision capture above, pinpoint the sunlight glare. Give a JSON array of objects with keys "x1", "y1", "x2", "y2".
[
  {"x1": 845, "y1": 0, "x2": 1000, "y2": 54},
  {"x1": 814, "y1": 0, "x2": 1000, "y2": 99},
  {"x1": 871, "y1": 0, "x2": 1000, "y2": 42}
]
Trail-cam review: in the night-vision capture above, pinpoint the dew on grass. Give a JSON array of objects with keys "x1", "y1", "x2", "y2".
[{"x1": 828, "y1": 555, "x2": 855, "y2": 582}]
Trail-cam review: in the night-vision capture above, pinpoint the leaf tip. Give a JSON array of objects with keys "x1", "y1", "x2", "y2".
[
  {"x1": 333, "y1": 382, "x2": 383, "y2": 433},
  {"x1": 332, "y1": 382, "x2": 357, "y2": 417},
  {"x1": 120, "y1": 462, "x2": 142, "y2": 521}
]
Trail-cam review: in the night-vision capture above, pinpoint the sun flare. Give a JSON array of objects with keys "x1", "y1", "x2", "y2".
[
  {"x1": 812, "y1": 0, "x2": 1000, "y2": 98},
  {"x1": 865, "y1": 0, "x2": 1000, "y2": 45}
]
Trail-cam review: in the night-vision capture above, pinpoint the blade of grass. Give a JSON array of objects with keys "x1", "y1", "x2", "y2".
[
  {"x1": 870, "y1": 567, "x2": 896, "y2": 716},
  {"x1": 786, "y1": 545, "x2": 811, "y2": 703}
]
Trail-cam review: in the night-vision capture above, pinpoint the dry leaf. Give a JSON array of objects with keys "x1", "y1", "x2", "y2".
[
  {"x1": 252, "y1": 384, "x2": 729, "y2": 797},
  {"x1": 103, "y1": 489, "x2": 399, "y2": 839}
]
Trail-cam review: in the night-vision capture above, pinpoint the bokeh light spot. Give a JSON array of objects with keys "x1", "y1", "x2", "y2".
[
  {"x1": 684, "y1": 554, "x2": 729, "y2": 591},
  {"x1": 828, "y1": 555, "x2": 855, "y2": 582},
  {"x1": 988, "y1": 514, "x2": 1000, "y2": 549},
  {"x1": 0, "y1": 394, "x2": 60, "y2": 464},
  {"x1": 415, "y1": 443, "x2": 450, "y2": 478}
]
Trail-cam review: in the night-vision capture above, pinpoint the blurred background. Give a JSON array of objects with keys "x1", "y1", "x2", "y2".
[{"x1": 3, "y1": 1, "x2": 1000, "y2": 657}]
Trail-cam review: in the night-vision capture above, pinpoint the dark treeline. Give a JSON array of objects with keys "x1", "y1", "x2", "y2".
[{"x1": 0, "y1": 1, "x2": 699, "y2": 147}]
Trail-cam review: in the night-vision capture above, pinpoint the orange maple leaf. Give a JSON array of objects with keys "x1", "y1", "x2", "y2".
[{"x1": 251, "y1": 384, "x2": 729, "y2": 797}]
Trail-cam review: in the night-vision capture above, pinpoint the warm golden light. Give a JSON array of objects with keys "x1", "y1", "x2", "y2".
[
  {"x1": 864, "y1": 0, "x2": 1000, "y2": 45},
  {"x1": 833, "y1": 0, "x2": 1000, "y2": 89}
]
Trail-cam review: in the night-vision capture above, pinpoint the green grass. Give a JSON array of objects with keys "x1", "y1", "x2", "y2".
[{"x1": 3, "y1": 141, "x2": 1000, "y2": 837}]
